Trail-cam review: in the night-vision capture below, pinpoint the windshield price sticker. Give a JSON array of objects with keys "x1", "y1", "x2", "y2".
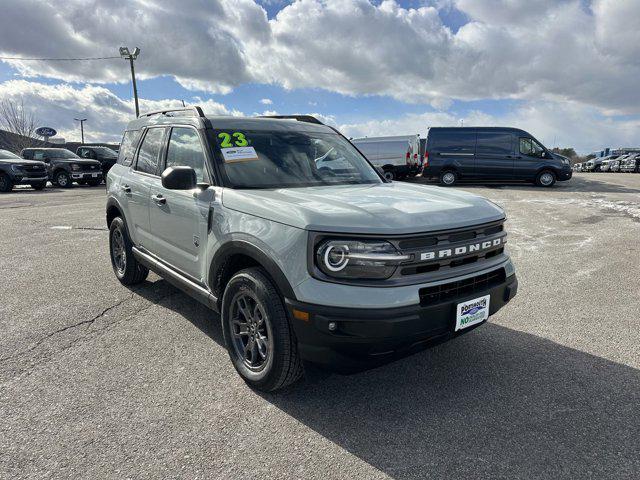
[{"x1": 221, "y1": 146, "x2": 259, "y2": 163}]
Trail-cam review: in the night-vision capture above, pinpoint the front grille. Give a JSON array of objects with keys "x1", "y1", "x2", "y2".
[
  {"x1": 80, "y1": 164, "x2": 100, "y2": 172},
  {"x1": 419, "y1": 268, "x2": 506, "y2": 306},
  {"x1": 21, "y1": 165, "x2": 46, "y2": 174},
  {"x1": 394, "y1": 220, "x2": 506, "y2": 277}
]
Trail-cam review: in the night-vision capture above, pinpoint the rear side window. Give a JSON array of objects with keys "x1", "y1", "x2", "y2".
[
  {"x1": 117, "y1": 130, "x2": 141, "y2": 166},
  {"x1": 135, "y1": 128, "x2": 165, "y2": 175},
  {"x1": 476, "y1": 132, "x2": 513, "y2": 155},
  {"x1": 165, "y1": 127, "x2": 207, "y2": 183},
  {"x1": 430, "y1": 131, "x2": 476, "y2": 154}
]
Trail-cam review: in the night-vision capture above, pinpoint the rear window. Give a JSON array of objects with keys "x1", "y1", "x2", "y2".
[
  {"x1": 429, "y1": 130, "x2": 476, "y2": 154},
  {"x1": 117, "y1": 130, "x2": 141, "y2": 166},
  {"x1": 476, "y1": 132, "x2": 513, "y2": 155}
]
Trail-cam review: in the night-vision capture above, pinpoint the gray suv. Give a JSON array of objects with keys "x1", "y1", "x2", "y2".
[{"x1": 106, "y1": 107, "x2": 518, "y2": 391}]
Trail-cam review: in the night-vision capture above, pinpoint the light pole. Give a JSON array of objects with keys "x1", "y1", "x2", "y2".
[
  {"x1": 119, "y1": 46, "x2": 141, "y2": 117},
  {"x1": 74, "y1": 117, "x2": 87, "y2": 144}
]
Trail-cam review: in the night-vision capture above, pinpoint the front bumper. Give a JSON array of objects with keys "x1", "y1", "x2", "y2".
[
  {"x1": 286, "y1": 272, "x2": 518, "y2": 372},
  {"x1": 13, "y1": 175, "x2": 48, "y2": 184},
  {"x1": 71, "y1": 172, "x2": 103, "y2": 180},
  {"x1": 558, "y1": 168, "x2": 572, "y2": 181}
]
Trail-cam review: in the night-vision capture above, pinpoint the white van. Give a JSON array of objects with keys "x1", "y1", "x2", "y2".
[{"x1": 351, "y1": 135, "x2": 421, "y2": 180}]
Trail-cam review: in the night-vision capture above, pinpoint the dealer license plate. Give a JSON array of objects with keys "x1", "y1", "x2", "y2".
[{"x1": 455, "y1": 295, "x2": 490, "y2": 331}]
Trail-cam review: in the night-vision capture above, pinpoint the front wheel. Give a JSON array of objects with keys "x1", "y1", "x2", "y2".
[
  {"x1": 221, "y1": 267, "x2": 303, "y2": 392},
  {"x1": 535, "y1": 170, "x2": 556, "y2": 187},
  {"x1": 0, "y1": 173, "x2": 13, "y2": 193},
  {"x1": 55, "y1": 171, "x2": 73, "y2": 188},
  {"x1": 383, "y1": 169, "x2": 395, "y2": 181},
  {"x1": 439, "y1": 170, "x2": 458, "y2": 186},
  {"x1": 109, "y1": 217, "x2": 149, "y2": 285}
]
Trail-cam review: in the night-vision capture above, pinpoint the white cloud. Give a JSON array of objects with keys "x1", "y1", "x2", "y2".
[
  {"x1": 0, "y1": 80, "x2": 239, "y2": 143},
  {"x1": 260, "y1": 98, "x2": 273, "y2": 105},
  {"x1": 0, "y1": 0, "x2": 638, "y2": 115}
]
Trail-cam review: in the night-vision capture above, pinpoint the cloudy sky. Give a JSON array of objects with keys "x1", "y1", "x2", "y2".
[{"x1": 0, "y1": 0, "x2": 638, "y2": 153}]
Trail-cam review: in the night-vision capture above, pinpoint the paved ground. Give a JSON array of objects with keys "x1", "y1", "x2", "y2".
[{"x1": 1, "y1": 173, "x2": 639, "y2": 479}]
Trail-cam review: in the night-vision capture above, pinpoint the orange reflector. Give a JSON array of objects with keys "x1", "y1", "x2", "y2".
[{"x1": 293, "y1": 309, "x2": 310, "y2": 322}]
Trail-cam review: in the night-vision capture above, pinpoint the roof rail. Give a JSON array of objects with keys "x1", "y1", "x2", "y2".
[
  {"x1": 258, "y1": 115, "x2": 324, "y2": 125},
  {"x1": 139, "y1": 106, "x2": 205, "y2": 118}
]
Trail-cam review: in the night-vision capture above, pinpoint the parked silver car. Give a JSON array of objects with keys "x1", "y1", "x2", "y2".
[{"x1": 106, "y1": 108, "x2": 517, "y2": 391}]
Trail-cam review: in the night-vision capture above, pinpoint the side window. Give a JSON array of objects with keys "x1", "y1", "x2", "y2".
[
  {"x1": 476, "y1": 133, "x2": 513, "y2": 155},
  {"x1": 117, "y1": 130, "x2": 142, "y2": 167},
  {"x1": 432, "y1": 131, "x2": 476, "y2": 154},
  {"x1": 135, "y1": 128, "x2": 165, "y2": 175},
  {"x1": 520, "y1": 138, "x2": 545, "y2": 158},
  {"x1": 33, "y1": 150, "x2": 44, "y2": 160},
  {"x1": 165, "y1": 127, "x2": 207, "y2": 182}
]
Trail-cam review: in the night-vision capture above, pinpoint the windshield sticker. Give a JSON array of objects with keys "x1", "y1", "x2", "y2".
[
  {"x1": 221, "y1": 146, "x2": 259, "y2": 163},
  {"x1": 218, "y1": 132, "x2": 249, "y2": 148}
]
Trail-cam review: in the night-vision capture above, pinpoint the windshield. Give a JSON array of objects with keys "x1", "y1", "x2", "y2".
[
  {"x1": 48, "y1": 149, "x2": 79, "y2": 159},
  {"x1": 0, "y1": 149, "x2": 20, "y2": 159},
  {"x1": 92, "y1": 146, "x2": 118, "y2": 157},
  {"x1": 213, "y1": 129, "x2": 381, "y2": 189}
]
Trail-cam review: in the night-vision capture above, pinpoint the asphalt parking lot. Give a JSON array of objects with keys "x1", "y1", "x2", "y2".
[{"x1": 1, "y1": 173, "x2": 639, "y2": 479}]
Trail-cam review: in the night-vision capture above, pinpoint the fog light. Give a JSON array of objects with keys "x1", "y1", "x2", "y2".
[{"x1": 328, "y1": 322, "x2": 337, "y2": 331}]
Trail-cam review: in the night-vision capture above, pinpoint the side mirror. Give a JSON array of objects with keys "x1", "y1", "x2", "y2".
[{"x1": 161, "y1": 166, "x2": 197, "y2": 190}]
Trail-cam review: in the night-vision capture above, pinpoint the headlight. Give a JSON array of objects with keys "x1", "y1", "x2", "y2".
[
  {"x1": 316, "y1": 239, "x2": 410, "y2": 280},
  {"x1": 71, "y1": 163, "x2": 80, "y2": 171},
  {"x1": 11, "y1": 164, "x2": 23, "y2": 172},
  {"x1": 562, "y1": 158, "x2": 570, "y2": 166}
]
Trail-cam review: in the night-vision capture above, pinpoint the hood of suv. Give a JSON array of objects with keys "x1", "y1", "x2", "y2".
[
  {"x1": 222, "y1": 182, "x2": 505, "y2": 234},
  {"x1": 54, "y1": 159, "x2": 101, "y2": 166},
  {"x1": 0, "y1": 159, "x2": 46, "y2": 166}
]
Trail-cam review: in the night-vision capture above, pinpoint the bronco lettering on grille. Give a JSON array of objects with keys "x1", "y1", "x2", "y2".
[{"x1": 419, "y1": 236, "x2": 505, "y2": 261}]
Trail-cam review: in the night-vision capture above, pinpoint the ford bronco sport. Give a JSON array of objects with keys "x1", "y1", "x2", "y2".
[{"x1": 106, "y1": 107, "x2": 518, "y2": 392}]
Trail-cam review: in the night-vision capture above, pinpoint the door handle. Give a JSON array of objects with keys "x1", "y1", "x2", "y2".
[
  {"x1": 152, "y1": 194, "x2": 166, "y2": 205},
  {"x1": 121, "y1": 184, "x2": 132, "y2": 194}
]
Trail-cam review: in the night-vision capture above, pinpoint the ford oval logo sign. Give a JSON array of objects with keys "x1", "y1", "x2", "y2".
[{"x1": 36, "y1": 127, "x2": 57, "y2": 137}]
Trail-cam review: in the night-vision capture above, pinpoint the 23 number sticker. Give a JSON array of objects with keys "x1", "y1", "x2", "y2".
[{"x1": 218, "y1": 132, "x2": 248, "y2": 148}]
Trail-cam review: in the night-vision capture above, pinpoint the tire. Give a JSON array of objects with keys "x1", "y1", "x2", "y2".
[
  {"x1": 0, "y1": 173, "x2": 13, "y2": 193},
  {"x1": 535, "y1": 170, "x2": 556, "y2": 187},
  {"x1": 439, "y1": 170, "x2": 458, "y2": 186},
  {"x1": 221, "y1": 267, "x2": 303, "y2": 392},
  {"x1": 54, "y1": 171, "x2": 73, "y2": 188},
  {"x1": 31, "y1": 181, "x2": 47, "y2": 191},
  {"x1": 383, "y1": 169, "x2": 395, "y2": 181},
  {"x1": 109, "y1": 216, "x2": 149, "y2": 285}
]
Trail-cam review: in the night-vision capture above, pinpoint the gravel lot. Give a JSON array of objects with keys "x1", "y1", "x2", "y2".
[{"x1": 1, "y1": 173, "x2": 639, "y2": 479}]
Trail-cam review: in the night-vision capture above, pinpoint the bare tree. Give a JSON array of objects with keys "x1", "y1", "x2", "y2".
[{"x1": 0, "y1": 98, "x2": 40, "y2": 153}]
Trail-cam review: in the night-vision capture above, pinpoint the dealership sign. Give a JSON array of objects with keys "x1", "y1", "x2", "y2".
[{"x1": 35, "y1": 127, "x2": 57, "y2": 137}]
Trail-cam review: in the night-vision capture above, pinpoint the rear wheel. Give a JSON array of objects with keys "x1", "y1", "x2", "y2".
[
  {"x1": 109, "y1": 216, "x2": 149, "y2": 285},
  {"x1": 0, "y1": 173, "x2": 13, "y2": 193},
  {"x1": 55, "y1": 171, "x2": 72, "y2": 188},
  {"x1": 31, "y1": 181, "x2": 46, "y2": 191},
  {"x1": 439, "y1": 170, "x2": 458, "y2": 186},
  {"x1": 535, "y1": 170, "x2": 556, "y2": 187},
  {"x1": 222, "y1": 267, "x2": 303, "y2": 392}
]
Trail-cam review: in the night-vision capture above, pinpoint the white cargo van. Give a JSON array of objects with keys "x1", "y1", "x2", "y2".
[{"x1": 351, "y1": 135, "x2": 421, "y2": 180}]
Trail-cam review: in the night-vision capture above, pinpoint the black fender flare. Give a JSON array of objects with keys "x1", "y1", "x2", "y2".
[
  {"x1": 105, "y1": 197, "x2": 133, "y2": 239},
  {"x1": 209, "y1": 240, "x2": 296, "y2": 301}
]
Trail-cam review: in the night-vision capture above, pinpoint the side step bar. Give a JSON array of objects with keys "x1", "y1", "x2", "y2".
[{"x1": 132, "y1": 247, "x2": 219, "y2": 312}]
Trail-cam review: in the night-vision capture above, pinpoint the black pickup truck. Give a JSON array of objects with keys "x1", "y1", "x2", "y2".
[
  {"x1": 0, "y1": 149, "x2": 48, "y2": 192},
  {"x1": 21, "y1": 148, "x2": 102, "y2": 188},
  {"x1": 77, "y1": 145, "x2": 119, "y2": 179}
]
